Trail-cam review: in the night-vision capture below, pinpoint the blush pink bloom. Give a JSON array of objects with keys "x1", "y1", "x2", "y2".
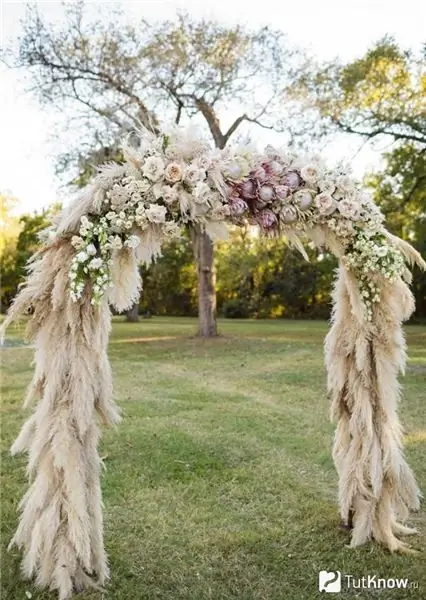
[
  {"x1": 259, "y1": 186, "x2": 274, "y2": 202},
  {"x1": 283, "y1": 171, "x2": 300, "y2": 190},
  {"x1": 229, "y1": 197, "x2": 248, "y2": 216},
  {"x1": 275, "y1": 185, "x2": 290, "y2": 199},
  {"x1": 241, "y1": 180, "x2": 255, "y2": 198},
  {"x1": 259, "y1": 210, "x2": 277, "y2": 229},
  {"x1": 252, "y1": 166, "x2": 267, "y2": 181}
]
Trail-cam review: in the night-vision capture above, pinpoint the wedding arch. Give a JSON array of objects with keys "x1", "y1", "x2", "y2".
[{"x1": 3, "y1": 125, "x2": 425, "y2": 599}]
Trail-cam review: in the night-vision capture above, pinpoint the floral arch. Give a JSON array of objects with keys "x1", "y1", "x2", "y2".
[{"x1": 3, "y1": 126, "x2": 425, "y2": 599}]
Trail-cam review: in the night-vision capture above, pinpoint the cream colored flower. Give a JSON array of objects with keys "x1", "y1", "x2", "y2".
[
  {"x1": 164, "y1": 162, "x2": 183, "y2": 183},
  {"x1": 338, "y1": 198, "x2": 360, "y2": 220},
  {"x1": 314, "y1": 192, "x2": 336, "y2": 215},
  {"x1": 300, "y1": 165, "x2": 321, "y2": 184}
]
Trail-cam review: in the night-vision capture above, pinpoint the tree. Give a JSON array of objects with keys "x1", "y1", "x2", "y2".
[
  {"x1": 12, "y1": 1, "x2": 302, "y2": 335},
  {"x1": 291, "y1": 38, "x2": 426, "y2": 317},
  {"x1": 0, "y1": 209, "x2": 52, "y2": 312}
]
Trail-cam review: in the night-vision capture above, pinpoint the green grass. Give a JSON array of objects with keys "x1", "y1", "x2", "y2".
[{"x1": 1, "y1": 317, "x2": 425, "y2": 600}]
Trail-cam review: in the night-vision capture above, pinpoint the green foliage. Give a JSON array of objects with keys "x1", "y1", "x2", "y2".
[
  {"x1": 134, "y1": 230, "x2": 336, "y2": 320},
  {"x1": 0, "y1": 211, "x2": 51, "y2": 311}
]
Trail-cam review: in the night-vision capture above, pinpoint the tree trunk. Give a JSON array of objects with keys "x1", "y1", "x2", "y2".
[
  {"x1": 192, "y1": 226, "x2": 217, "y2": 337},
  {"x1": 125, "y1": 302, "x2": 139, "y2": 322}
]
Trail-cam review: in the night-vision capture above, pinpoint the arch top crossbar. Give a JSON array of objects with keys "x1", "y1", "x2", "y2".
[{"x1": 2, "y1": 124, "x2": 425, "y2": 599}]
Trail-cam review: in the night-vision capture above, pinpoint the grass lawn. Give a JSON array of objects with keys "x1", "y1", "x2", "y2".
[{"x1": 1, "y1": 317, "x2": 425, "y2": 600}]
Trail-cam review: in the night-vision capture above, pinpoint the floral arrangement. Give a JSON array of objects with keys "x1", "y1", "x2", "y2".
[{"x1": 64, "y1": 126, "x2": 407, "y2": 320}]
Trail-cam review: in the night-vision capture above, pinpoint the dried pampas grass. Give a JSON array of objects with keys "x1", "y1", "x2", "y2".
[
  {"x1": 326, "y1": 265, "x2": 420, "y2": 552},
  {"x1": 3, "y1": 235, "x2": 120, "y2": 599}
]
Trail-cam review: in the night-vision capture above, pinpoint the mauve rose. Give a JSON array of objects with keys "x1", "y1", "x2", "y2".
[
  {"x1": 283, "y1": 171, "x2": 300, "y2": 190},
  {"x1": 259, "y1": 210, "x2": 277, "y2": 229},
  {"x1": 275, "y1": 185, "x2": 290, "y2": 199},
  {"x1": 259, "y1": 185, "x2": 274, "y2": 202},
  {"x1": 252, "y1": 166, "x2": 267, "y2": 181},
  {"x1": 241, "y1": 180, "x2": 255, "y2": 198},
  {"x1": 229, "y1": 197, "x2": 248, "y2": 216},
  {"x1": 280, "y1": 206, "x2": 298, "y2": 223}
]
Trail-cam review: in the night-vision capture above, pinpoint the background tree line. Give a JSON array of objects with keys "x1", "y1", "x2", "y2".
[{"x1": 1, "y1": 4, "x2": 425, "y2": 322}]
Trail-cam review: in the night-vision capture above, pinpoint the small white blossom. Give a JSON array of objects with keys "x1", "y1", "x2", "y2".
[
  {"x1": 76, "y1": 251, "x2": 89, "y2": 263},
  {"x1": 86, "y1": 244, "x2": 97, "y2": 256},
  {"x1": 89, "y1": 257, "x2": 103, "y2": 270}
]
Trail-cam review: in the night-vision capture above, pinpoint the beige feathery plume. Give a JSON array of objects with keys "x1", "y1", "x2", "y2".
[
  {"x1": 4, "y1": 233, "x2": 120, "y2": 599},
  {"x1": 326, "y1": 264, "x2": 421, "y2": 552}
]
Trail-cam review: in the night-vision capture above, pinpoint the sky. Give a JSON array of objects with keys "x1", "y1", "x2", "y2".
[{"x1": 1, "y1": 0, "x2": 425, "y2": 216}]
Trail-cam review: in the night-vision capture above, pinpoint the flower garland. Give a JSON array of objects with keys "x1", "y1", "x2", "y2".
[{"x1": 64, "y1": 126, "x2": 407, "y2": 319}]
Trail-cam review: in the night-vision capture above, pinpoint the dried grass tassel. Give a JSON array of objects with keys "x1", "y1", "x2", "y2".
[
  {"x1": 3, "y1": 238, "x2": 121, "y2": 599},
  {"x1": 325, "y1": 265, "x2": 420, "y2": 552}
]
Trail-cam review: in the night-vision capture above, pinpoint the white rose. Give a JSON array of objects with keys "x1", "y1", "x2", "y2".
[
  {"x1": 338, "y1": 198, "x2": 361, "y2": 220},
  {"x1": 145, "y1": 204, "x2": 167, "y2": 223},
  {"x1": 162, "y1": 185, "x2": 179, "y2": 204},
  {"x1": 135, "y1": 178, "x2": 152, "y2": 193},
  {"x1": 318, "y1": 179, "x2": 336, "y2": 195},
  {"x1": 194, "y1": 182, "x2": 212, "y2": 204},
  {"x1": 164, "y1": 162, "x2": 183, "y2": 183},
  {"x1": 124, "y1": 235, "x2": 141, "y2": 249},
  {"x1": 314, "y1": 192, "x2": 336, "y2": 215},
  {"x1": 142, "y1": 156, "x2": 165, "y2": 181},
  {"x1": 86, "y1": 243, "x2": 97, "y2": 256},
  {"x1": 185, "y1": 165, "x2": 205, "y2": 185},
  {"x1": 194, "y1": 155, "x2": 211, "y2": 171}
]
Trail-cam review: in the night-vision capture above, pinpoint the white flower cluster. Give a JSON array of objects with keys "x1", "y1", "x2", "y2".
[
  {"x1": 69, "y1": 217, "x2": 113, "y2": 304},
  {"x1": 343, "y1": 231, "x2": 405, "y2": 320}
]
